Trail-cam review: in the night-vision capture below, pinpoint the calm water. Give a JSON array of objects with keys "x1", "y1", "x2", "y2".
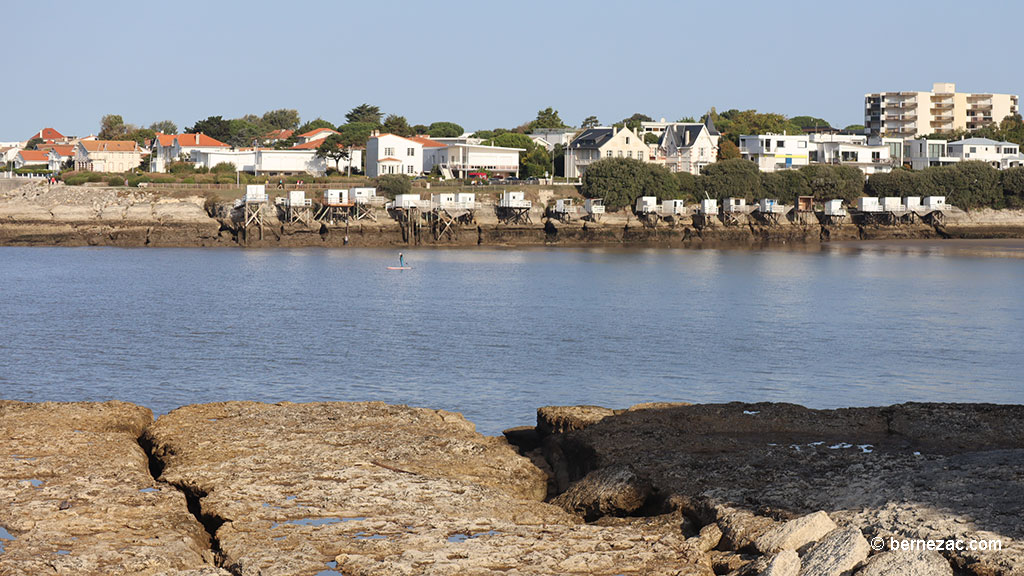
[{"x1": 2, "y1": 243, "x2": 1023, "y2": 435}]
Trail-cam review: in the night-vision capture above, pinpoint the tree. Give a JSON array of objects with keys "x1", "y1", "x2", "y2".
[
  {"x1": 99, "y1": 114, "x2": 129, "y2": 140},
  {"x1": 345, "y1": 104, "x2": 383, "y2": 125},
  {"x1": 149, "y1": 120, "x2": 178, "y2": 134},
  {"x1": 718, "y1": 139, "x2": 741, "y2": 160},
  {"x1": 412, "y1": 124, "x2": 429, "y2": 135},
  {"x1": 24, "y1": 137, "x2": 43, "y2": 150},
  {"x1": 382, "y1": 114, "x2": 415, "y2": 137},
  {"x1": 616, "y1": 113, "x2": 653, "y2": 134},
  {"x1": 702, "y1": 158, "x2": 762, "y2": 201},
  {"x1": 921, "y1": 161, "x2": 1001, "y2": 210},
  {"x1": 865, "y1": 169, "x2": 919, "y2": 199},
  {"x1": 124, "y1": 128, "x2": 156, "y2": 146},
  {"x1": 529, "y1": 107, "x2": 568, "y2": 131},
  {"x1": 761, "y1": 170, "x2": 811, "y2": 204},
  {"x1": 315, "y1": 134, "x2": 351, "y2": 171},
  {"x1": 427, "y1": 121, "x2": 464, "y2": 138},
  {"x1": 580, "y1": 158, "x2": 677, "y2": 211},
  {"x1": 226, "y1": 118, "x2": 265, "y2": 147},
  {"x1": 677, "y1": 116, "x2": 696, "y2": 123},
  {"x1": 705, "y1": 108, "x2": 803, "y2": 144},
  {"x1": 1002, "y1": 166, "x2": 1024, "y2": 208},
  {"x1": 336, "y1": 122, "x2": 378, "y2": 148},
  {"x1": 675, "y1": 172, "x2": 700, "y2": 202},
  {"x1": 376, "y1": 174, "x2": 411, "y2": 198},
  {"x1": 297, "y1": 118, "x2": 336, "y2": 135},
  {"x1": 843, "y1": 124, "x2": 866, "y2": 132},
  {"x1": 186, "y1": 116, "x2": 231, "y2": 143},
  {"x1": 488, "y1": 133, "x2": 534, "y2": 151},
  {"x1": 644, "y1": 133, "x2": 660, "y2": 145},
  {"x1": 581, "y1": 116, "x2": 599, "y2": 129},
  {"x1": 211, "y1": 162, "x2": 237, "y2": 173},
  {"x1": 261, "y1": 109, "x2": 300, "y2": 131},
  {"x1": 520, "y1": 146, "x2": 551, "y2": 179},
  {"x1": 798, "y1": 164, "x2": 864, "y2": 203},
  {"x1": 790, "y1": 116, "x2": 833, "y2": 131}
]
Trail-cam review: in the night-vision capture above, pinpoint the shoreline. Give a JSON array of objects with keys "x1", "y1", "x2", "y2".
[
  {"x1": 5, "y1": 183, "x2": 1024, "y2": 250},
  {"x1": 1, "y1": 399, "x2": 1022, "y2": 575}
]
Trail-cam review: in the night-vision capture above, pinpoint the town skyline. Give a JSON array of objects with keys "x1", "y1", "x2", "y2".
[{"x1": 6, "y1": 0, "x2": 1022, "y2": 139}]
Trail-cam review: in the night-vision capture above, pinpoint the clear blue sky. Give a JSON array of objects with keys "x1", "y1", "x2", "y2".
[{"x1": 5, "y1": 0, "x2": 1020, "y2": 139}]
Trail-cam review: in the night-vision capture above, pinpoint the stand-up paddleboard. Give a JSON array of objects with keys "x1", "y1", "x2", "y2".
[{"x1": 387, "y1": 266, "x2": 411, "y2": 270}]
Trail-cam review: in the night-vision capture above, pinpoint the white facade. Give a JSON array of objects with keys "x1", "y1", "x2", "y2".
[
  {"x1": 565, "y1": 126, "x2": 649, "y2": 179},
  {"x1": 253, "y1": 149, "x2": 328, "y2": 176},
  {"x1": 945, "y1": 138, "x2": 1024, "y2": 169},
  {"x1": 739, "y1": 134, "x2": 810, "y2": 172},
  {"x1": 366, "y1": 133, "x2": 422, "y2": 178},
  {"x1": 811, "y1": 139, "x2": 893, "y2": 175},
  {"x1": 423, "y1": 143, "x2": 522, "y2": 179},
  {"x1": 192, "y1": 150, "x2": 257, "y2": 172},
  {"x1": 866, "y1": 82, "x2": 1020, "y2": 138},
  {"x1": 652, "y1": 122, "x2": 720, "y2": 175},
  {"x1": 150, "y1": 134, "x2": 230, "y2": 173},
  {"x1": 529, "y1": 129, "x2": 577, "y2": 151},
  {"x1": 498, "y1": 191, "x2": 530, "y2": 208},
  {"x1": 905, "y1": 139, "x2": 960, "y2": 170}
]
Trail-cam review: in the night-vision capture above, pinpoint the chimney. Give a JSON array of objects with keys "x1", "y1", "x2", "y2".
[{"x1": 685, "y1": 130, "x2": 691, "y2": 146}]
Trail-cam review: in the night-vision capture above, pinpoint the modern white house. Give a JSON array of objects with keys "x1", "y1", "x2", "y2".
[
  {"x1": 652, "y1": 117, "x2": 720, "y2": 175},
  {"x1": 192, "y1": 149, "x2": 257, "y2": 173},
  {"x1": 150, "y1": 133, "x2": 230, "y2": 172},
  {"x1": 419, "y1": 136, "x2": 522, "y2": 179},
  {"x1": 809, "y1": 134, "x2": 893, "y2": 175},
  {"x1": 74, "y1": 140, "x2": 143, "y2": 172},
  {"x1": 253, "y1": 149, "x2": 328, "y2": 176},
  {"x1": 739, "y1": 134, "x2": 810, "y2": 171},
  {"x1": 529, "y1": 128, "x2": 578, "y2": 151},
  {"x1": 945, "y1": 138, "x2": 1024, "y2": 169},
  {"x1": 565, "y1": 126, "x2": 649, "y2": 179},
  {"x1": 365, "y1": 132, "x2": 422, "y2": 178},
  {"x1": 905, "y1": 139, "x2": 960, "y2": 170}
]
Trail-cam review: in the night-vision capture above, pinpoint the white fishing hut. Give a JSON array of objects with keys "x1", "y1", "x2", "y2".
[
  {"x1": 497, "y1": 191, "x2": 532, "y2": 224},
  {"x1": 635, "y1": 196, "x2": 660, "y2": 214},
  {"x1": 662, "y1": 199, "x2": 687, "y2": 216},
  {"x1": 584, "y1": 198, "x2": 605, "y2": 220}
]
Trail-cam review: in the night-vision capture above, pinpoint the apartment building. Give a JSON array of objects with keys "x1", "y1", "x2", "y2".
[{"x1": 865, "y1": 82, "x2": 1019, "y2": 138}]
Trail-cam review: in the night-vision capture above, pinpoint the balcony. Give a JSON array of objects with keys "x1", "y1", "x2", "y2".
[{"x1": 967, "y1": 93, "x2": 993, "y2": 101}]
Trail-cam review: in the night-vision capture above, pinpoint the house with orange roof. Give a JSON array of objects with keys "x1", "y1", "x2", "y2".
[
  {"x1": 28, "y1": 128, "x2": 67, "y2": 144},
  {"x1": 13, "y1": 150, "x2": 50, "y2": 169},
  {"x1": 296, "y1": 127, "x2": 339, "y2": 145},
  {"x1": 74, "y1": 140, "x2": 142, "y2": 172},
  {"x1": 42, "y1": 145, "x2": 76, "y2": 172},
  {"x1": 365, "y1": 131, "x2": 424, "y2": 178},
  {"x1": 150, "y1": 133, "x2": 230, "y2": 172},
  {"x1": 264, "y1": 129, "x2": 294, "y2": 144}
]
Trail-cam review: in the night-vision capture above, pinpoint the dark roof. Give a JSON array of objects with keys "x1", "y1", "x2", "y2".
[
  {"x1": 570, "y1": 128, "x2": 614, "y2": 150},
  {"x1": 704, "y1": 114, "x2": 719, "y2": 136},
  {"x1": 660, "y1": 124, "x2": 708, "y2": 155}
]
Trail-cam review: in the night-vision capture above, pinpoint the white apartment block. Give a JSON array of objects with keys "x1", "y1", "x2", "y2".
[
  {"x1": 865, "y1": 82, "x2": 1019, "y2": 138},
  {"x1": 365, "y1": 132, "x2": 423, "y2": 178},
  {"x1": 565, "y1": 126, "x2": 649, "y2": 179}
]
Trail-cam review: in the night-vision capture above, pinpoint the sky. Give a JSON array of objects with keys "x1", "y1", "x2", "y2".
[{"x1": 4, "y1": 0, "x2": 1021, "y2": 139}]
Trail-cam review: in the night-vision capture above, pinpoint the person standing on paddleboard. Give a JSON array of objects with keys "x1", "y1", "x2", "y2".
[{"x1": 399, "y1": 252, "x2": 404, "y2": 267}]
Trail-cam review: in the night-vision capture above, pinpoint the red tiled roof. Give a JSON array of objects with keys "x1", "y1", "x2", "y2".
[
  {"x1": 49, "y1": 145, "x2": 74, "y2": 157},
  {"x1": 175, "y1": 133, "x2": 229, "y2": 147},
  {"x1": 266, "y1": 129, "x2": 294, "y2": 140},
  {"x1": 410, "y1": 136, "x2": 445, "y2": 148},
  {"x1": 80, "y1": 140, "x2": 140, "y2": 152},
  {"x1": 18, "y1": 150, "x2": 50, "y2": 162},
  {"x1": 298, "y1": 127, "x2": 339, "y2": 138},
  {"x1": 154, "y1": 134, "x2": 176, "y2": 146},
  {"x1": 33, "y1": 128, "x2": 64, "y2": 141}
]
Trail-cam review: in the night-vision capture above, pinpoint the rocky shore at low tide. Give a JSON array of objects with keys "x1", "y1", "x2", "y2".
[
  {"x1": 2, "y1": 399, "x2": 1022, "y2": 576},
  {"x1": 3, "y1": 182, "x2": 1024, "y2": 248}
]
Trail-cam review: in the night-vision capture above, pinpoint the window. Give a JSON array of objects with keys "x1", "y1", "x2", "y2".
[
  {"x1": 970, "y1": 147, "x2": 977, "y2": 153},
  {"x1": 841, "y1": 151, "x2": 857, "y2": 162},
  {"x1": 764, "y1": 140, "x2": 771, "y2": 151},
  {"x1": 625, "y1": 137, "x2": 630, "y2": 144},
  {"x1": 809, "y1": 151, "x2": 818, "y2": 162},
  {"x1": 617, "y1": 150, "x2": 623, "y2": 157},
  {"x1": 777, "y1": 140, "x2": 785, "y2": 149},
  {"x1": 407, "y1": 148, "x2": 415, "y2": 156},
  {"x1": 627, "y1": 151, "x2": 632, "y2": 158},
  {"x1": 871, "y1": 151, "x2": 881, "y2": 162},
  {"x1": 607, "y1": 150, "x2": 612, "y2": 157},
  {"x1": 407, "y1": 165, "x2": 414, "y2": 174},
  {"x1": 384, "y1": 147, "x2": 395, "y2": 156},
  {"x1": 928, "y1": 144, "x2": 944, "y2": 158}
]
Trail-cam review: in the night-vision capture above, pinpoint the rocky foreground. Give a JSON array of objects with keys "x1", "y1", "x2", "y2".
[
  {"x1": 3, "y1": 181, "x2": 1024, "y2": 248},
  {"x1": 1, "y1": 400, "x2": 1022, "y2": 576}
]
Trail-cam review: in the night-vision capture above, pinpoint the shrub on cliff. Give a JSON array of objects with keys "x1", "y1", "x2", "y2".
[
  {"x1": 919, "y1": 161, "x2": 1001, "y2": 210},
  {"x1": 1001, "y1": 167, "x2": 1024, "y2": 208},
  {"x1": 701, "y1": 159, "x2": 762, "y2": 201},
  {"x1": 375, "y1": 174, "x2": 411, "y2": 199},
  {"x1": 799, "y1": 164, "x2": 865, "y2": 203},
  {"x1": 580, "y1": 157, "x2": 677, "y2": 211},
  {"x1": 866, "y1": 168, "x2": 919, "y2": 199},
  {"x1": 761, "y1": 170, "x2": 810, "y2": 204},
  {"x1": 211, "y1": 162, "x2": 237, "y2": 174}
]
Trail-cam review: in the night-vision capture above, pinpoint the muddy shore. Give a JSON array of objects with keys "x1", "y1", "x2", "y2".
[
  {"x1": 1, "y1": 399, "x2": 1021, "y2": 576},
  {"x1": 3, "y1": 182, "x2": 1024, "y2": 248}
]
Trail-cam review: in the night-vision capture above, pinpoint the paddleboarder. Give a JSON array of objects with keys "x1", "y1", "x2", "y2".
[{"x1": 399, "y1": 252, "x2": 405, "y2": 268}]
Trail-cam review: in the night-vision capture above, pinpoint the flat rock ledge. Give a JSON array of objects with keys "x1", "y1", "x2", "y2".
[
  {"x1": 0, "y1": 400, "x2": 229, "y2": 576},
  {"x1": 142, "y1": 401, "x2": 711, "y2": 576}
]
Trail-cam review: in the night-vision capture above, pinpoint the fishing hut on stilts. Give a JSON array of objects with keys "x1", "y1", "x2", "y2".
[
  {"x1": 277, "y1": 190, "x2": 313, "y2": 225},
  {"x1": 239, "y1": 184, "x2": 267, "y2": 241},
  {"x1": 316, "y1": 189, "x2": 354, "y2": 225},
  {"x1": 428, "y1": 192, "x2": 475, "y2": 240},
  {"x1": 496, "y1": 191, "x2": 532, "y2": 224},
  {"x1": 635, "y1": 196, "x2": 661, "y2": 228},
  {"x1": 389, "y1": 194, "x2": 425, "y2": 244}
]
